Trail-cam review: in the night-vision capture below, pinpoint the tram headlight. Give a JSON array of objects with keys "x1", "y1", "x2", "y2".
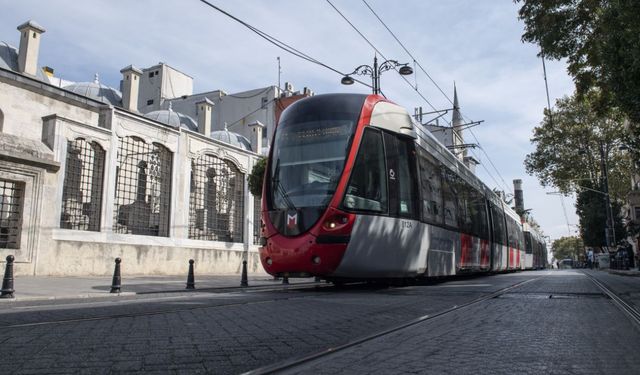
[
  {"x1": 266, "y1": 257, "x2": 273, "y2": 265},
  {"x1": 323, "y1": 214, "x2": 350, "y2": 230},
  {"x1": 312, "y1": 256, "x2": 321, "y2": 265}
]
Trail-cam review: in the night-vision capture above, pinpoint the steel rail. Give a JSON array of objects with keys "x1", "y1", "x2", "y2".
[
  {"x1": 584, "y1": 272, "x2": 640, "y2": 326},
  {"x1": 243, "y1": 277, "x2": 541, "y2": 375},
  {"x1": 0, "y1": 282, "x2": 334, "y2": 329}
]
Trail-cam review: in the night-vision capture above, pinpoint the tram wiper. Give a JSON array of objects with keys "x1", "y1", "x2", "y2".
[{"x1": 272, "y1": 158, "x2": 296, "y2": 211}]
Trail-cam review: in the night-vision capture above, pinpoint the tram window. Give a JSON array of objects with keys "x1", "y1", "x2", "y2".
[
  {"x1": 491, "y1": 204, "x2": 507, "y2": 245},
  {"x1": 470, "y1": 189, "x2": 489, "y2": 239},
  {"x1": 383, "y1": 133, "x2": 418, "y2": 219},
  {"x1": 457, "y1": 181, "x2": 473, "y2": 234},
  {"x1": 517, "y1": 225, "x2": 525, "y2": 250},
  {"x1": 441, "y1": 168, "x2": 459, "y2": 228},
  {"x1": 525, "y1": 232, "x2": 533, "y2": 254},
  {"x1": 506, "y1": 217, "x2": 520, "y2": 249},
  {"x1": 417, "y1": 148, "x2": 443, "y2": 224},
  {"x1": 396, "y1": 138, "x2": 418, "y2": 218},
  {"x1": 342, "y1": 128, "x2": 387, "y2": 213}
]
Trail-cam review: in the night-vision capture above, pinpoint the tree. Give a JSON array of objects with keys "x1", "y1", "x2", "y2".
[
  {"x1": 552, "y1": 236, "x2": 584, "y2": 261},
  {"x1": 525, "y1": 93, "x2": 630, "y2": 247},
  {"x1": 516, "y1": 0, "x2": 640, "y2": 166},
  {"x1": 524, "y1": 92, "x2": 629, "y2": 199},
  {"x1": 516, "y1": 0, "x2": 640, "y2": 125},
  {"x1": 248, "y1": 158, "x2": 267, "y2": 197},
  {"x1": 575, "y1": 180, "x2": 626, "y2": 247}
]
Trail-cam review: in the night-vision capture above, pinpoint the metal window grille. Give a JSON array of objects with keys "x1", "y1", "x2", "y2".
[
  {"x1": 113, "y1": 136, "x2": 172, "y2": 237},
  {"x1": 189, "y1": 154, "x2": 244, "y2": 242},
  {"x1": 60, "y1": 139, "x2": 105, "y2": 231},
  {"x1": 253, "y1": 197, "x2": 261, "y2": 245},
  {"x1": 0, "y1": 179, "x2": 24, "y2": 249}
]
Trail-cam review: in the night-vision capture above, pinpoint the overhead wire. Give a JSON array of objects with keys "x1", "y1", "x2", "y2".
[
  {"x1": 325, "y1": 0, "x2": 439, "y2": 113},
  {"x1": 360, "y1": 0, "x2": 512, "y2": 192},
  {"x1": 197, "y1": 0, "x2": 373, "y2": 89},
  {"x1": 328, "y1": 0, "x2": 509, "y2": 192}
]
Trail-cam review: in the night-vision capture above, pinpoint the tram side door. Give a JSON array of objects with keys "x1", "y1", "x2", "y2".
[{"x1": 381, "y1": 132, "x2": 423, "y2": 272}]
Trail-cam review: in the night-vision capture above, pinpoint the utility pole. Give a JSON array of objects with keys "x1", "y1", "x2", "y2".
[{"x1": 599, "y1": 141, "x2": 616, "y2": 249}]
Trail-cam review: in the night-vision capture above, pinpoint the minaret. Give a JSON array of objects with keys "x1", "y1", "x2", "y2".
[
  {"x1": 17, "y1": 20, "x2": 46, "y2": 76},
  {"x1": 452, "y1": 83, "x2": 465, "y2": 161}
]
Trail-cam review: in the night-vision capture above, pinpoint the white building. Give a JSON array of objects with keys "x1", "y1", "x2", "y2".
[{"x1": 0, "y1": 20, "x2": 311, "y2": 276}]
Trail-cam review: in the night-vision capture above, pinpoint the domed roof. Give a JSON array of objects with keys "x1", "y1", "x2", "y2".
[
  {"x1": 64, "y1": 74, "x2": 122, "y2": 106},
  {"x1": 0, "y1": 41, "x2": 18, "y2": 71},
  {"x1": 144, "y1": 104, "x2": 198, "y2": 131},
  {"x1": 211, "y1": 128, "x2": 252, "y2": 151}
]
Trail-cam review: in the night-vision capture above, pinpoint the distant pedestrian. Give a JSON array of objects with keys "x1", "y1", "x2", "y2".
[
  {"x1": 624, "y1": 242, "x2": 635, "y2": 269},
  {"x1": 587, "y1": 249, "x2": 594, "y2": 269}
]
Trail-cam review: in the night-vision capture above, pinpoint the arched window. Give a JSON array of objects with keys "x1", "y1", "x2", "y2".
[
  {"x1": 114, "y1": 136, "x2": 172, "y2": 236},
  {"x1": 60, "y1": 139, "x2": 106, "y2": 231},
  {"x1": 0, "y1": 179, "x2": 24, "y2": 249},
  {"x1": 189, "y1": 154, "x2": 244, "y2": 242}
]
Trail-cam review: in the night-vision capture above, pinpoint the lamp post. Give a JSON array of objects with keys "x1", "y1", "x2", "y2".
[{"x1": 341, "y1": 56, "x2": 413, "y2": 94}]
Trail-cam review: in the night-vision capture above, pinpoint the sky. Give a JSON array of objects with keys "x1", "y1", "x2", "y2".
[{"x1": 1, "y1": 0, "x2": 580, "y2": 244}]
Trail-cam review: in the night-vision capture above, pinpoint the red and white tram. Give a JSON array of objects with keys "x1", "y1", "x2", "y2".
[{"x1": 258, "y1": 93, "x2": 540, "y2": 281}]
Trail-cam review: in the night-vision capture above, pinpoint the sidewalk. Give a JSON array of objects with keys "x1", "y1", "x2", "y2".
[
  {"x1": 1, "y1": 274, "x2": 316, "y2": 302},
  {"x1": 608, "y1": 268, "x2": 640, "y2": 277}
]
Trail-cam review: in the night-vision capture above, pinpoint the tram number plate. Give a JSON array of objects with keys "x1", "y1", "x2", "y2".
[{"x1": 401, "y1": 220, "x2": 413, "y2": 229}]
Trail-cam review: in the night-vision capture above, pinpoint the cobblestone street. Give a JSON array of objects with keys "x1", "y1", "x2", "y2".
[{"x1": 0, "y1": 270, "x2": 638, "y2": 374}]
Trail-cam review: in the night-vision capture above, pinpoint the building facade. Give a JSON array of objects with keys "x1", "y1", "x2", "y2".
[{"x1": 0, "y1": 20, "x2": 310, "y2": 276}]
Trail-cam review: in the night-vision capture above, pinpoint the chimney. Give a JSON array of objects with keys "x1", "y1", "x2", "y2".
[
  {"x1": 120, "y1": 65, "x2": 142, "y2": 112},
  {"x1": 513, "y1": 179, "x2": 525, "y2": 217},
  {"x1": 196, "y1": 98, "x2": 214, "y2": 136},
  {"x1": 248, "y1": 121, "x2": 265, "y2": 154},
  {"x1": 17, "y1": 20, "x2": 46, "y2": 76}
]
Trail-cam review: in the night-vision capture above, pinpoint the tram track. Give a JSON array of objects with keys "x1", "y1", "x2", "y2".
[
  {"x1": 583, "y1": 271, "x2": 640, "y2": 327},
  {"x1": 0, "y1": 282, "x2": 336, "y2": 329},
  {"x1": 243, "y1": 276, "x2": 541, "y2": 375}
]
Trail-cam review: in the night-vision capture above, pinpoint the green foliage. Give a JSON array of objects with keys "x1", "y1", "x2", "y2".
[
  {"x1": 516, "y1": 0, "x2": 640, "y2": 124},
  {"x1": 516, "y1": 0, "x2": 640, "y2": 165},
  {"x1": 575, "y1": 180, "x2": 626, "y2": 247},
  {"x1": 551, "y1": 236, "x2": 584, "y2": 261},
  {"x1": 248, "y1": 158, "x2": 267, "y2": 197},
  {"x1": 524, "y1": 93, "x2": 630, "y2": 200}
]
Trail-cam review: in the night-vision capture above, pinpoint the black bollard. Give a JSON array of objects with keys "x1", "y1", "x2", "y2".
[
  {"x1": 186, "y1": 259, "x2": 195, "y2": 289},
  {"x1": 110, "y1": 257, "x2": 122, "y2": 293},
  {"x1": 282, "y1": 275, "x2": 289, "y2": 285},
  {"x1": 315, "y1": 276, "x2": 321, "y2": 283},
  {"x1": 241, "y1": 260, "x2": 248, "y2": 287},
  {"x1": 0, "y1": 255, "x2": 15, "y2": 299}
]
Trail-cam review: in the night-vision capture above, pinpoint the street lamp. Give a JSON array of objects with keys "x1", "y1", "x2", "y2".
[{"x1": 341, "y1": 56, "x2": 413, "y2": 94}]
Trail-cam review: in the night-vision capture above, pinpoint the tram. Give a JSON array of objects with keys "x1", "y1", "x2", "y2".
[
  {"x1": 258, "y1": 93, "x2": 536, "y2": 281},
  {"x1": 523, "y1": 222, "x2": 548, "y2": 270}
]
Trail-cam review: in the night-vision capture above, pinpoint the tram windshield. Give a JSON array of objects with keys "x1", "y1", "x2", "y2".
[{"x1": 268, "y1": 95, "x2": 365, "y2": 210}]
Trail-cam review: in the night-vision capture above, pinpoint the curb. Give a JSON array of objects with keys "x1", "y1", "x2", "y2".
[
  {"x1": 0, "y1": 291, "x2": 137, "y2": 302},
  {"x1": 608, "y1": 269, "x2": 640, "y2": 277}
]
